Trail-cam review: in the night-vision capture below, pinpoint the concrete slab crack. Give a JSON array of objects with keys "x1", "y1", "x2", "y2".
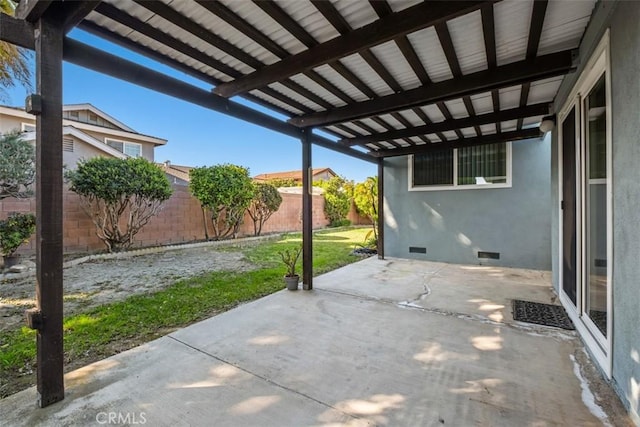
[{"x1": 167, "y1": 335, "x2": 376, "y2": 426}]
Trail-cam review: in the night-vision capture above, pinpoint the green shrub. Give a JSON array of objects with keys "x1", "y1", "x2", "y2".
[
  {"x1": 247, "y1": 183, "x2": 282, "y2": 236},
  {"x1": 0, "y1": 132, "x2": 35, "y2": 200},
  {"x1": 0, "y1": 212, "x2": 35, "y2": 256},
  {"x1": 66, "y1": 157, "x2": 172, "y2": 252}
]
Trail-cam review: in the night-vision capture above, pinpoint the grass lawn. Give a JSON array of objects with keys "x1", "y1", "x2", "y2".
[{"x1": 0, "y1": 227, "x2": 371, "y2": 398}]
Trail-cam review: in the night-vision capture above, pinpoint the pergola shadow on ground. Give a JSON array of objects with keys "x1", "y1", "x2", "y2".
[
  {"x1": 0, "y1": 258, "x2": 630, "y2": 426},
  {"x1": 1, "y1": 0, "x2": 595, "y2": 408}
]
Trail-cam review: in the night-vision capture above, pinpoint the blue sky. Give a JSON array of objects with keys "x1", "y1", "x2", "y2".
[{"x1": 5, "y1": 29, "x2": 376, "y2": 183}]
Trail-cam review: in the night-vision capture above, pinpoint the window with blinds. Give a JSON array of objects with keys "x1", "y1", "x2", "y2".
[{"x1": 410, "y1": 142, "x2": 511, "y2": 190}]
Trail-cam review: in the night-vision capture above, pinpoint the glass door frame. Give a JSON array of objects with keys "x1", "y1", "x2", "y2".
[{"x1": 557, "y1": 31, "x2": 612, "y2": 377}]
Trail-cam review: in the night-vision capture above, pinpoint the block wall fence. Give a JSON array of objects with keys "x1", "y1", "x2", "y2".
[{"x1": 1, "y1": 185, "x2": 369, "y2": 255}]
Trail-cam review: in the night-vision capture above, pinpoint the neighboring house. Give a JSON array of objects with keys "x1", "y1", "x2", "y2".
[
  {"x1": 384, "y1": 2, "x2": 640, "y2": 422},
  {"x1": 0, "y1": 103, "x2": 167, "y2": 167},
  {"x1": 157, "y1": 161, "x2": 193, "y2": 186},
  {"x1": 253, "y1": 167, "x2": 337, "y2": 184}
]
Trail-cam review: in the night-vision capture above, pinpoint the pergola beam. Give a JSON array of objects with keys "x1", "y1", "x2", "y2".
[
  {"x1": 341, "y1": 103, "x2": 549, "y2": 146},
  {"x1": 61, "y1": 39, "x2": 376, "y2": 164},
  {"x1": 213, "y1": 1, "x2": 493, "y2": 97},
  {"x1": 15, "y1": 0, "x2": 53, "y2": 21},
  {"x1": 371, "y1": 128, "x2": 543, "y2": 158},
  {"x1": 289, "y1": 50, "x2": 575, "y2": 128},
  {"x1": 0, "y1": 13, "x2": 34, "y2": 48}
]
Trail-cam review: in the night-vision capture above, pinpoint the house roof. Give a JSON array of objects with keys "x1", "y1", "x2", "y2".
[
  {"x1": 63, "y1": 103, "x2": 137, "y2": 132},
  {"x1": 254, "y1": 167, "x2": 337, "y2": 182},
  {"x1": 3, "y1": 0, "x2": 597, "y2": 160},
  {"x1": 157, "y1": 162, "x2": 194, "y2": 183},
  {"x1": 22, "y1": 125, "x2": 127, "y2": 159},
  {"x1": 0, "y1": 104, "x2": 168, "y2": 146}
]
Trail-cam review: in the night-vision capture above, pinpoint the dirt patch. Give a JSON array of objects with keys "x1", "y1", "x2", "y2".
[
  {"x1": 0, "y1": 243, "x2": 260, "y2": 398},
  {"x1": 0, "y1": 245, "x2": 256, "y2": 333}
]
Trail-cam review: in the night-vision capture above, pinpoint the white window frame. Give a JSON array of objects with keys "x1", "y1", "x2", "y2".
[
  {"x1": 21, "y1": 122, "x2": 36, "y2": 132},
  {"x1": 105, "y1": 138, "x2": 142, "y2": 158},
  {"x1": 408, "y1": 142, "x2": 512, "y2": 191}
]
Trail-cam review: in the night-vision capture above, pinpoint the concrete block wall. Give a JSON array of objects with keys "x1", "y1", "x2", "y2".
[{"x1": 2, "y1": 185, "x2": 366, "y2": 255}]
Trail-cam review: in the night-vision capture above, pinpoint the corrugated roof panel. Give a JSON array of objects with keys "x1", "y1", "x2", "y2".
[
  {"x1": 441, "y1": 130, "x2": 459, "y2": 140},
  {"x1": 538, "y1": 0, "x2": 596, "y2": 56},
  {"x1": 528, "y1": 76, "x2": 563, "y2": 104},
  {"x1": 330, "y1": 0, "x2": 379, "y2": 30},
  {"x1": 443, "y1": 99, "x2": 468, "y2": 119},
  {"x1": 480, "y1": 124, "x2": 496, "y2": 134},
  {"x1": 166, "y1": 0, "x2": 281, "y2": 67},
  {"x1": 397, "y1": 109, "x2": 424, "y2": 127},
  {"x1": 523, "y1": 116, "x2": 544, "y2": 127},
  {"x1": 406, "y1": 27, "x2": 453, "y2": 83},
  {"x1": 387, "y1": 0, "x2": 424, "y2": 13},
  {"x1": 447, "y1": 10, "x2": 488, "y2": 75},
  {"x1": 86, "y1": 13, "x2": 233, "y2": 82},
  {"x1": 409, "y1": 136, "x2": 424, "y2": 144},
  {"x1": 499, "y1": 85, "x2": 522, "y2": 109},
  {"x1": 378, "y1": 141, "x2": 396, "y2": 149},
  {"x1": 494, "y1": 0, "x2": 532, "y2": 66},
  {"x1": 366, "y1": 143, "x2": 381, "y2": 150},
  {"x1": 359, "y1": 118, "x2": 387, "y2": 133},
  {"x1": 326, "y1": 125, "x2": 355, "y2": 138},
  {"x1": 275, "y1": 0, "x2": 340, "y2": 44},
  {"x1": 223, "y1": 0, "x2": 307, "y2": 56},
  {"x1": 267, "y1": 81, "x2": 325, "y2": 111},
  {"x1": 421, "y1": 104, "x2": 446, "y2": 123},
  {"x1": 378, "y1": 114, "x2": 404, "y2": 129},
  {"x1": 501, "y1": 119, "x2": 518, "y2": 132},
  {"x1": 470, "y1": 92, "x2": 494, "y2": 115},
  {"x1": 461, "y1": 127, "x2": 477, "y2": 138},
  {"x1": 287, "y1": 74, "x2": 347, "y2": 108},
  {"x1": 312, "y1": 64, "x2": 369, "y2": 102},
  {"x1": 342, "y1": 122, "x2": 370, "y2": 135},
  {"x1": 340, "y1": 54, "x2": 394, "y2": 97},
  {"x1": 369, "y1": 41, "x2": 421, "y2": 91},
  {"x1": 427, "y1": 133, "x2": 442, "y2": 143},
  {"x1": 142, "y1": 14, "x2": 253, "y2": 75},
  {"x1": 248, "y1": 90, "x2": 305, "y2": 116}
]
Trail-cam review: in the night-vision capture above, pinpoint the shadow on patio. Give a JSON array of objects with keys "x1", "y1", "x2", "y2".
[{"x1": 0, "y1": 257, "x2": 630, "y2": 426}]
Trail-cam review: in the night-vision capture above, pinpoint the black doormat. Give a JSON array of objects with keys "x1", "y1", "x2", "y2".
[{"x1": 512, "y1": 300, "x2": 575, "y2": 330}]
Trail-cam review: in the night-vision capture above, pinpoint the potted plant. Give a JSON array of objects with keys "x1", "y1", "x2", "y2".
[
  {"x1": 0, "y1": 213, "x2": 36, "y2": 268},
  {"x1": 279, "y1": 245, "x2": 302, "y2": 291}
]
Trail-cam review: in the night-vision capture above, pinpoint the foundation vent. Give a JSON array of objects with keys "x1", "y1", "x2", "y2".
[
  {"x1": 478, "y1": 251, "x2": 500, "y2": 259},
  {"x1": 409, "y1": 246, "x2": 426, "y2": 254}
]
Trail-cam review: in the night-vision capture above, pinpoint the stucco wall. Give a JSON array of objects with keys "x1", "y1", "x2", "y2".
[
  {"x1": 383, "y1": 136, "x2": 551, "y2": 270},
  {"x1": 551, "y1": 1, "x2": 640, "y2": 422}
]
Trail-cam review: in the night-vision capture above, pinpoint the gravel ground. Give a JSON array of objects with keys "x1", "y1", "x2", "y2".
[{"x1": 0, "y1": 243, "x2": 259, "y2": 333}]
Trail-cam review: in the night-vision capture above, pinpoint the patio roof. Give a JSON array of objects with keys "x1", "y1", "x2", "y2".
[{"x1": 5, "y1": 0, "x2": 595, "y2": 160}]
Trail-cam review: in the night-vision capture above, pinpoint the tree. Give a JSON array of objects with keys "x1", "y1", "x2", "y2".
[
  {"x1": 0, "y1": 132, "x2": 35, "y2": 200},
  {"x1": 189, "y1": 164, "x2": 255, "y2": 240},
  {"x1": 247, "y1": 182, "x2": 282, "y2": 236},
  {"x1": 353, "y1": 176, "x2": 378, "y2": 241},
  {"x1": 316, "y1": 176, "x2": 351, "y2": 227},
  {"x1": 66, "y1": 157, "x2": 173, "y2": 252},
  {"x1": 0, "y1": 0, "x2": 33, "y2": 102},
  {"x1": 265, "y1": 178, "x2": 298, "y2": 188}
]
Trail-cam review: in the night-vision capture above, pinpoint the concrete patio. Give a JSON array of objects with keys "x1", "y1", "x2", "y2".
[{"x1": 0, "y1": 257, "x2": 629, "y2": 426}]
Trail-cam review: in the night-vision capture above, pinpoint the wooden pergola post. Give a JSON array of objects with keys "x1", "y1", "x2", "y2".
[
  {"x1": 301, "y1": 128, "x2": 313, "y2": 290},
  {"x1": 377, "y1": 157, "x2": 384, "y2": 260},
  {"x1": 33, "y1": 16, "x2": 65, "y2": 408}
]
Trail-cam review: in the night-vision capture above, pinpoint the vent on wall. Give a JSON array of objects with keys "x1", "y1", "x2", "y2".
[
  {"x1": 409, "y1": 246, "x2": 426, "y2": 254},
  {"x1": 63, "y1": 138, "x2": 74, "y2": 152},
  {"x1": 478, "y1": 251, "x2": 500, "y2": 259}
]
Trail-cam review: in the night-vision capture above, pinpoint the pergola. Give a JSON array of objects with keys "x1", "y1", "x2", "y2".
[{"x1": 0, "y1": 0, "x2": 594, "y2": 408}]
